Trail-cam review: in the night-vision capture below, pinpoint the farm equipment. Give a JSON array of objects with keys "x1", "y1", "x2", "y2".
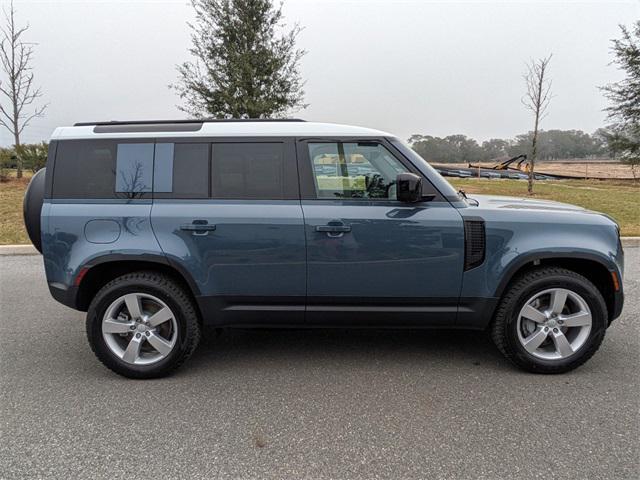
[
  {"x1": 468, "y1": 154, "x2": 529, "y2": 172},
  {"x1": 436, "y1": 153, "x2": 553, "y2": 180}
]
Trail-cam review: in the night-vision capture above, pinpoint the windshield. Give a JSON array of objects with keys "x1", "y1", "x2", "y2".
[{"x1": 388, "y1": 138, "x2": 460, "y2": 202}]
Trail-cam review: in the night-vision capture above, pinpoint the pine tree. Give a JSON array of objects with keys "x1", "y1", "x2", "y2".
[
  {"x1": 601, "y1": 21, "x2": 640, "y2": 179},
  {"x1": 174, "y1": 0, "x2": 306, "y2": 119}
]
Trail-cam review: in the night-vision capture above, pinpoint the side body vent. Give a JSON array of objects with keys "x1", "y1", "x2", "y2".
[{"x1": 464, "y1": 219, "x2": 486, "y2": 271}]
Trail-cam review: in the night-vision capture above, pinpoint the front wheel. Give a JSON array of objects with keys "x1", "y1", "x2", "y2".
[
  {"x1": 491, "y1": 267, "x2": 608, "y2": 374},
  {"x1": 86, "y1": 271, "x2": 201, "y2": 378}
]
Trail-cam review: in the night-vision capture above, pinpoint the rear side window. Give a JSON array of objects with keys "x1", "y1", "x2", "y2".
[
  {"x1": 52, "y1": 139, "x2": 295, "y2": 200},
  {"x1": 211, "y1": 143, "x2": 286, "y2": 199},
  {"x1": 115, "y1": 144, "x2": 154, "y2": 197},
  {"x1": 153, "y1": 143, "x2": 209, "y2": 199},
  {"x1": 52, "y1": 140, "x2": 117, "y2": 198}
]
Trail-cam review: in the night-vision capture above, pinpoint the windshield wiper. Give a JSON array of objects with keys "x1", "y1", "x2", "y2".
[{"x1": 458, "y1": 189, "x2": 479, "y2": 206}]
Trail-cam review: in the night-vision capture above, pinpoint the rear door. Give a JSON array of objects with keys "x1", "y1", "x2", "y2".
[
  {"x1": 151, "y1": 138, "x2": 306, "y2": 325},
  {"x1": 297, "y1": 138, "x2": 465, "y2": 326}
]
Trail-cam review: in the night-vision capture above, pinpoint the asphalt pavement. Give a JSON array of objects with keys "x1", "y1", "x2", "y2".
[{"x1": 1, "y1": 251, "x2": 638, "y2": 479}]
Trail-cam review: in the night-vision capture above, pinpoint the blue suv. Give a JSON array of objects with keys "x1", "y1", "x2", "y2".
[{"x1": 23, "y1": 119, "x2": 624, "y2": 378}]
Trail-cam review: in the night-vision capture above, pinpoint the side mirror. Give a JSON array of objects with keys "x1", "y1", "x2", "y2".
[{"x1": 396, "y1": 172, "x2": 422, "y2": 202}]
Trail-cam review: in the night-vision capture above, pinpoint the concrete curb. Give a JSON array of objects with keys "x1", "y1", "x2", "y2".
[
  {"x1": 0, "y1": 245, "x2": 39, "y2": 255},
  {"x1": 2, "y1": 237, "x2": 640, "y2": 256},
  {"x1": 622, "y1": 236, "x2": 640, "y2": 247}
]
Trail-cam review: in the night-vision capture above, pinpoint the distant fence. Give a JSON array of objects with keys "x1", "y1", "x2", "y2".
[{"x1": 433, "y1": 161, "x2": 636, "y2": 181}]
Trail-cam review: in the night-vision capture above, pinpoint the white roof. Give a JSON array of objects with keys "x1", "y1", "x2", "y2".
[{"x1": 50, "y1": 121, "x2": 394, "y2": 140}]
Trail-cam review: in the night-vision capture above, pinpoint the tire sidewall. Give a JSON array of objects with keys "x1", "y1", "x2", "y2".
[
  {"x1": 503, "y1": 272, "x2": 607, "y2": 370},
  {"x1": 87, "y1": 277, "x2": 192, "y2": 377}
]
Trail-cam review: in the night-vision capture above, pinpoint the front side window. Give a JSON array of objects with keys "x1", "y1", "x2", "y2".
[{"x1": 308, "y1": 142, "x2": 409, "y2": 200}]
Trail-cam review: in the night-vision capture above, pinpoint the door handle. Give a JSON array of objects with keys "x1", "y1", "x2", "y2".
[
  {"x1": 315, "y1": 225, "x2": 351, "y2": 233},
  {"x1": 315, "y1": 222, "x2": 351, "y2": 238},
  {"x1": 180, "y1": 220, "x2": 216, "y2": 236}
]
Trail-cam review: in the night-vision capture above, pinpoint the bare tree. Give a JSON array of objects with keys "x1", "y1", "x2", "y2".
[
  {"x1": 522, "y1": 55, "x2": 553, "y2": 194},
  {"x1": 0, "y1": 1, "x2": 46, "y2": 179}
]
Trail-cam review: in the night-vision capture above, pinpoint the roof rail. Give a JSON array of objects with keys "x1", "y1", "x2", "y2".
[{"x1": 74, "y1": 118, "x2": 306, "y2": 126}]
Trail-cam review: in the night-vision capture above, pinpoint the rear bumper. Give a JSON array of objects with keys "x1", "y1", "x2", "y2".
[{"x1": 48, "y1": 283, "x2": 81, "y2": 311}]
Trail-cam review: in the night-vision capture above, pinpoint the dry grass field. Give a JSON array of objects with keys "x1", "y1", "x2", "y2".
[
  {"x1": 456, "y1": 160, "x2": 636, "y2": 179},
  {"x1": 0, "y1": 171, "x2": 33, "y2": 244},
  {"x1": 533, "y1": 161, "x2": 635, "y2": 179}
]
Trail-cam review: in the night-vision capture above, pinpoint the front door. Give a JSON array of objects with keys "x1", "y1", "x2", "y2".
[{"x1": 297, "y1": 139, "x2": 465, "y2": 326}]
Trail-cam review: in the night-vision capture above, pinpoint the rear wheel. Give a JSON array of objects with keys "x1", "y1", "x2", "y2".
[
  {"x1": 86, "y1": 271, "x2": 200, "y2": 378},
  {"x1": 491, "y1": 267, "x2": 607, "y2": 374}
]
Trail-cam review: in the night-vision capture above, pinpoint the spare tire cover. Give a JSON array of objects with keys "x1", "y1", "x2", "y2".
[{"x1": 23, "y1": 168, "x2": 46, "y2": 253}]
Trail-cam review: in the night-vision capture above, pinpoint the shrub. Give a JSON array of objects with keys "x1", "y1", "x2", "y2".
[
  {"x1": 16, "y1": 142, "x2": 48, "y2": 173},
  {"x1": 0, "y1": 147, "x2": 13, "y2": 182}
]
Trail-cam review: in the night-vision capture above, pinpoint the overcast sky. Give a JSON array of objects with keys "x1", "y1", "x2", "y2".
[{"x1": 1, "y1": 0, "x2": 637, "y2": 146}]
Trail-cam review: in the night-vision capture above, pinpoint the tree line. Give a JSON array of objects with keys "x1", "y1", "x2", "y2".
[{"x1": 408, "y1": 129, "x2": 612, "y2": 164}]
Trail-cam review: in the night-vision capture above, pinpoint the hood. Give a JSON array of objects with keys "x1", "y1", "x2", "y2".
[{"x1": 467, "y1": 194, "x2": 589, "y2": 213}]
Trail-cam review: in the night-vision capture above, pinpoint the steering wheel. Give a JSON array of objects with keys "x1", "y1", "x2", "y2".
[
  {"x1": 384, "y1": 180, "x2": 396, "y2": 198},
  {"x1": 365, "y1": 174, "x2": 393, "y2": 199}
]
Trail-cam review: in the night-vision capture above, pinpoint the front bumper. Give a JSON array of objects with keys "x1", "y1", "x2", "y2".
[{"x1": 610, "y1": 286, "x2": 624, "y2": 323}]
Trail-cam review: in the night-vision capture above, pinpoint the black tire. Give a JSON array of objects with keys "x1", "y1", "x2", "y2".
[
  {"x1": 23, "y1": 168, "x2": 46, "y2": 253},
  {"x1": 86, "y1": 271, "x2": 201, "y2": 379},
  {"x1": 490, "y1": 267, "x2": 608, "y2": 374}
]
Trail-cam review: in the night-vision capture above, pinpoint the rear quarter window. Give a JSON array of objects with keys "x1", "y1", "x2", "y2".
[
  {"x1": 52, "y1": 140, "x2": 117, "y2": 198},
  {"x1": 52, "y1": 140, "x2": 155, "y2": 199}
]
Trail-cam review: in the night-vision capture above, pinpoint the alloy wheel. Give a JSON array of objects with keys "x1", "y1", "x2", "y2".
[
  {"x1": 101, "y1": 293, "x2": 178, "y2": 365},
  {"x1": 516, "y1": 288, "x2": 592, "y2": 360}
]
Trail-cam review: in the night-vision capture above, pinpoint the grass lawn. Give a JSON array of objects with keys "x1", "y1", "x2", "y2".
[
  {"x1": 0, "y1": 173, "x2": 638, "y2": 244},
  {"x1": 0, "y1": 171, "x2": 33, "y2": 245},
  {"x1": 450, "y1": 178, "x2": 640, "y2": 236}
]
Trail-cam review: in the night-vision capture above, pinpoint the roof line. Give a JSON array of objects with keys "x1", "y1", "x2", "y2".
[{"x1": 74, "y1": 118, "x2": 307, "y2": 126}]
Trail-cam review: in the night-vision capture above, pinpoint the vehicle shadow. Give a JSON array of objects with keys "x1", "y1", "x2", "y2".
[{"x1": 185, "y1": 327, "x2": 514, "y2": 375}]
